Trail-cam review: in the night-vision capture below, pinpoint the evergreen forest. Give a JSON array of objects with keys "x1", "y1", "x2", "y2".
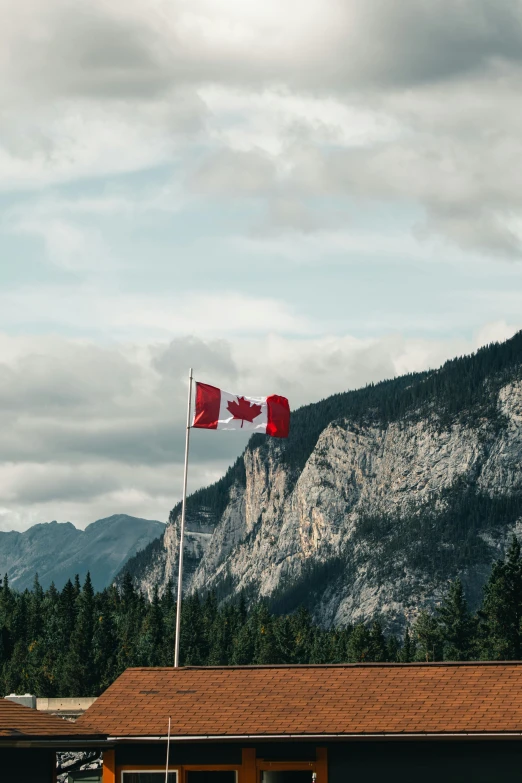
[{"x1": 3, "y1": 535, "x2": 522, "y2": 696}]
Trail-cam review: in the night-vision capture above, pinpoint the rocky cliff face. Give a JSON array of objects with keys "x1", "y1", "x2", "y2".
[{"x1": 126, "y1": 334, "x2": 522, "y2": 631}]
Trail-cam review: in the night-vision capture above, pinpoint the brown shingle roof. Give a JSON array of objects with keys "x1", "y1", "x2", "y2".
[
  {"x1": 0, "y1": 698, "x2": 100, "y2": 739},
  {"x1": 78, "y1": 662, "x2": 522, "y2": 738}
]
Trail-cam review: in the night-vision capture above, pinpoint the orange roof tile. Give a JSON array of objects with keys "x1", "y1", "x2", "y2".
[
  {"x1": 0, "y1": 698, "x2": 100, "y2": 739},
  {"x1": 78, "y1": 662, "x2": 522, "y2": 739}
]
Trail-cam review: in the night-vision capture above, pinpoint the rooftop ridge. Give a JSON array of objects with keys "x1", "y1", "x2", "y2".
[{"x1": 124, "y1": 661, "x2": 522, "y2": 671}]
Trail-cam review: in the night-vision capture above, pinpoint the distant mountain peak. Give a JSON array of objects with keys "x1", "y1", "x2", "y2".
[{"x1": 0, "y1": 515, "x2": 165, "y2": 591}]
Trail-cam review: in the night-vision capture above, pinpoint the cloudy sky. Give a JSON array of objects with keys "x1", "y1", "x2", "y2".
[{"x1": 1, "y1": 0, "x2": 522, "y2": 531}]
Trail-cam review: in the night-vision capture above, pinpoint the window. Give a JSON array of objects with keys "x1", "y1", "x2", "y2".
[
  {"x1": 122, "y1": 773, "x2": 177, "y2": 783},
  {"x1": 261, "y1": 774, "x2": 314, "y2": 783},
  {"x1": 186, "y1": 774, "x2": 237, "y2": 783}
]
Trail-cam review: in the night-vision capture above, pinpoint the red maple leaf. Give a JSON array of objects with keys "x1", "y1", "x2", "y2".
[{"x1": 227, "y1": 396, "x2": 262, "y2": 427}]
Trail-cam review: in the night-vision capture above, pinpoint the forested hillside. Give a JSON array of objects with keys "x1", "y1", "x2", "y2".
[
  {"x1": 123, "y1": 332, "x2": 522, "y2": 631},
  {"x1": 3, "y1": 536, "x2": 522, "y2": 695}
]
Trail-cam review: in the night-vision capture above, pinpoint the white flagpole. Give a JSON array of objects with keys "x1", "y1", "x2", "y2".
[
  {"x1": 165, "y1": 716, "x2": 171, "y2": 783},
  {"x1": 174, "y1": 367, "x2": 193, "y2": 667}
]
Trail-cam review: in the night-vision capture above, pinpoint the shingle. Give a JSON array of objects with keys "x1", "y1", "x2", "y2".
[
  {"x1": 0, "y1": 698, "x2": 100, "y2": 738},
  {"x1": 74, "y1": 663, "x2": 522, "y2": 738}
]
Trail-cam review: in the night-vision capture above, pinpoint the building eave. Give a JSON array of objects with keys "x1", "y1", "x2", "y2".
[
  {"x1": 106, "y1": 732, "x2": 522, "y2": 743},
  {"x1": 0, "y1": 737, "x2": 107, "y2": 748}
]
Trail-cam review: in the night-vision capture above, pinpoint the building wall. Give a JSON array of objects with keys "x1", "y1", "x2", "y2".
[
  {"x1": 327, "y1": 741, "x2": 522, "y2": 783},
  {"x1": 116, "y1": 742, "x2": 320, "y2": 767},
  {"x1": 112, "y1": 742, "x2": 319, "y2": 783},
  {"x1": 0, "y1": 747, "x2": 56, "y2": 783},
  {"x1": 37, "y1": 697, "x2": 98, "y2": 717},
  {"x1": 113, "y1": 738, "x2": 522, "y2": 783},
  {"x1": 116, "y1": 743, "x2": 243, "y2": 766}
]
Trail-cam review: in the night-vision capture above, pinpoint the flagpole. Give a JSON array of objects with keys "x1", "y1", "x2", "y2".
[
  {"x1": 174, "y1": 367, "x2": 193, "y2": 667},
  {"x1": 165, "y1": 716, "x2": 171, "y2": 783}
]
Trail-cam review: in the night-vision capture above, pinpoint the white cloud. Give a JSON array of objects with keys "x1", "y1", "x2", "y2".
[
  {"x1": 198, "y1": 86, "x2": 400, "y2": 156},
  {"x1": 0, "y1": 96, "x2": 205, "y2": 191},
  {"x1": 11, "y1": 218, "x2": 110, "y2": 271},
  {"x1": 2, "y1": 0, "x2": 522, "y2": 255},
  {"x1": 0, "y1": 460, "x2": 230, "y2": 532},
  {"x1": 0, "y1": 284, "x2": 310, "y2": 338}
]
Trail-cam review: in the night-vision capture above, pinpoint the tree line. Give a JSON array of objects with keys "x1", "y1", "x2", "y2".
[{"x1": 2, "y1": 536, "x2": 522, "y2": 696}]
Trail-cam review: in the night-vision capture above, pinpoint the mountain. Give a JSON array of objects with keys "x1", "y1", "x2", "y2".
[
  {"x1": 0, "y1": 514, "x2": 165, "y2": 591},
  {"x1": 122, "y1": 332, "x2": 522, "y2": 632}
]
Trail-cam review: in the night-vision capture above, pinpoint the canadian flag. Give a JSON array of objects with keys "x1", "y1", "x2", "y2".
[{"x1": 192, "y1": 382, "x2": 290, "y2": 438}]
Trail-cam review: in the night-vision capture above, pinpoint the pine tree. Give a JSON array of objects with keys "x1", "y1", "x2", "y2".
[
  {"x1": 0, "y1": 574, "x2": 14, "y2": 618},
  {"x1": 231, "y1": 619, "x2": 256, "y2": 665},
  {"x1": 309, "y1": 628, "x2": 333, "y2": 664},
  {"x1": 5, "y1": 640, "x2": 27, "y2": 693},
  {"x1": 437, "y1": 579, "x2": 475, "y2": 660},
  {"x1": 399, "y1": 628, "x2": 414, "y2": 662},
  {"x1": 137, "y1": 586, "x2": 164, "y2": 666},
  {"x1": 28, "y1": 574, "x2": 44, "y2": 642},
  {"x1": 92, "y1": 590, "x2": 119, "y2": 692},
  {"x1": 346, "y1": 624, "x2": 371, "y2": 663},
  {"x1": 116, "y1": 571, "x2": 145, "y2": 672},
  {"x1": 327, "y1": 628, "x2": 350, "y2": 664},
  {"x1": 202, "y1": 592, "x2": 218, "y2": 633},
  {"x1": 207, "y1": 604, "x2": 234, "y2": 667},
  {"x1": 61, "y1": 573, "x2": 96, "y2": 695},
  {"x1": 368, "y1": 621, "x2": 387, "y2": 662},
  {"x1": 386, "y1": 634, "x2": 400, "y2": 662},
  {"x1": 254, "y1": 604, "x2": 278, "y2": 665},
  {"x1": 413, "y1": 610, "x2": 442, "y2": 662},
  {"x1": 40, "y1": 583, "x2": 62, "y2": 696},
  {"x1": 180, "y1": 594, "x2": 205, "y2": 665},
  {"x1": 0, "y1": 624, "x2": 5, "y2": 675},
  {"x1": 237, "y1": 593, "x2": 248, "y2": 622},
  {"x1": 160, "y1": 581, "x2": 176, "y2": 666},
  {"x1": 273, "y1": 615, "x2": 296, "y2": 664},
  {"x1": 58, "y1": 579, "x2": 78, "y2": 647},
  {"x1": 0, "y1": 574, "x2": 14, "y2": 669},
  {"x1": 289, "y1": 606, "x2": 314, "y2": 663},
  {"x1": 121, "y1": 572, "x2": 136, "y2": 610},
  {"x1": 11, "y1": 591, "x2": 29, "y2": 652},
  {"x1": 479, "y1": 536, "x2": 522, "y2": 659}
]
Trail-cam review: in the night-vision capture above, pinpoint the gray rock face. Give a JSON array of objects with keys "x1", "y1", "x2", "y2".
[
  {"x1": 130, "y1": 370, "x2": 522, "y2": 632},
  {"x1": 0, "y1": 514, "x2": 165, "y2": 591}
]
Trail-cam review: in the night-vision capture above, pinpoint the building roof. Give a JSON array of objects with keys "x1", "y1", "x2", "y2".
[
  {"x1": 0, "y1": 698, "x2": 102, "y2": 740},
  {"x1": 78, "y1": 662, "x2": 522, "y2": 740}
]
